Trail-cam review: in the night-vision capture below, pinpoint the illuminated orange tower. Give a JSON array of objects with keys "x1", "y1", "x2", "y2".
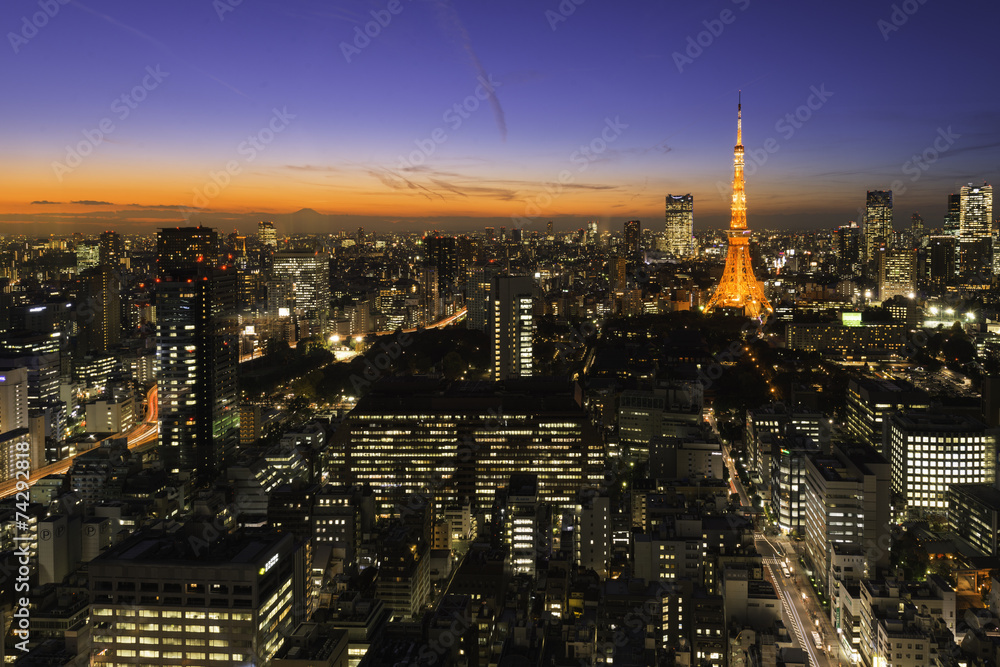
[{"x1": 704, "y1": 94, "x2": 773, "y2": 320}]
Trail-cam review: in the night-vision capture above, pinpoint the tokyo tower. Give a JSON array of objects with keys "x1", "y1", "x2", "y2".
[{"x1": 703, "y1": 94, "x2": 773, "y2": 320}]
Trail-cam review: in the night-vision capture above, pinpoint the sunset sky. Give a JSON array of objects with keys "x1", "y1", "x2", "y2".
[{"x1": 2, "y1": 0, "x2": 997, "y2": 236}]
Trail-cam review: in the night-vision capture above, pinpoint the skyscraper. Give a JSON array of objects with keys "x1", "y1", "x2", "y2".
[
  {"x1": 664, "y1": 194, "x2": 694, "y2": 257},
  {"x1": 80, "y1": 265, "x2": 121, "y2": 352},
  {"x1": 959, "y1": 182, "x2": 993, "y2": 277},
  {"x1": 623, "y1": 220, "x2": 640, "y2": 254},
  {"x1": 910, "y1": 212, "x2": 924, "y2": 245},
  {"x1": 157, "y1": 226, "x2": 220, "y2": 276},
  {"x1": 833, "y1": 222, "x2": 862, "y2": 278},
  {"x1": 258, "y1": 220, "x2": 277, "y2": 249},
  {"x1": 423, "y1": 234, "x2": 458, "y2": 292},
  {"x1": 864, "y1": 190, "x2": 893, "y2": 271},
  {"x1": 489, "y1": 275, "x2": 534, "y2": 381},
  {"x1": 271, "y1": 251, "x2": 331, "y2": 325},
  {"x1": 156, "y1": 227, "x2": 238, "y2": 481},
  {"x1": 98, "y1": 230, "x2": 124, "y2": 268},
  {"x1": 703, "y1": 96, "x2": 773, "y2": 320},
  {"x1": 468, "y1": 263, "x2": 500, "y2": 332},
  {"x1": 878, "y1": 248, "x2": 915, "y2": 300},
  {"x1": 944, "y1": 193, "x2": 961, "y2": 236}
]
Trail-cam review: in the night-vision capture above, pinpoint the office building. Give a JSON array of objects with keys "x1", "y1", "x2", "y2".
[
  {"x1": 467, "y1": 263, "x2": 499, "y2": 332},
  {"x1": 878, "y1": 248, "x2": 915, "y2": 300},
  {"x1": 959, "y1": 182, "x2": 993, "y2": 277},
  {"x1": 422, "y1": 234, "x2": 458, "y2": 293},
  {"x1": 99, "y1": 230, "x2": 124, "y2": 268},
  {"x1": 944, "y1": 193, "x2": 961, "y2": 236},
  {"x1": 157, "y1": 269, "x2": 239, "y2": 480},
  {"x1": 489, "y1": 275, "x2": 534, "y2": 381},
  {"x1": 948, "y1": 484, "x2": 1000, "y2": 557},
  {"x1": 927, "y1": 235, "x2": 957, "y2": 288},
  {"x1": 910, "y1": 212, "x2": 923, "y2": 244},
  {"x1": 834, "y1": 222, "x2": 862, "y2": 278},
  {"x1": 887, "y1": 410, "x2": 997, "y2": 515},
  {"x1": 498, "y1": 474, "x2": 546, "y2": 577},
  {"x1": 803, "y1": 443, "x2": 891, "y2": 590},
  {"x1": 623, "y1": 220, "x2": 640, "y2": 254},
  {"x1": 665, "y1": 194, "x2": 694, "y2": 258},
  {"x1": 88, "y1": 526, "x2": 306, "y2": 666},
  {"x1": 336, "y1": 378, "x2": 603, "y2": 516},
  {"x1": 845, "y1": 377, "x2": 930, "y2": 453},
  {"x1": 157, "y1": 226, "x2": 220, "y2": 276},
  {"x1": 864, "y1": 190, "x2": 893, "y2": 272},
  {"x1": 272, "y1": 251, "x2": 331, "y2": 325},
  {"x1": 258, "y1": 220, "x2": 278, "y2": 249},
  {"x1": 79, "y1": 265, "x2": 122, "y2": 352}
]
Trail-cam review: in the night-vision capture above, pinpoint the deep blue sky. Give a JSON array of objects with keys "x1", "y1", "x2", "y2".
[{"x1": 2, "y1": 0, "x2": 997, "y2": 234}]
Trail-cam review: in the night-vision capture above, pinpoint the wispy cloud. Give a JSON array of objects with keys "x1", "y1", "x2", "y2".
[
  {"x1": 31, "y1": 200, "x2": 62, "y2": 205},
  {"x1": 72, "y1": 200, "x2": 114, "y2": 206}
]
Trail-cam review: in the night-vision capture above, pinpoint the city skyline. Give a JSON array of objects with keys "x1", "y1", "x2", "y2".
[{"x1": 2, "y1": 0, "x2": 999, "y2": 235}]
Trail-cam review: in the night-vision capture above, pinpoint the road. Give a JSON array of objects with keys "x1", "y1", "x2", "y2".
[
  {"x1": 369, "y1": 308, "x2": 467, "y2": 336},
  {"x1": 0, "y1": 385, "x2": 159, "y2": 500},
  {"x1": 718, "y1": 417, "x2": 836, "y2": 666}
]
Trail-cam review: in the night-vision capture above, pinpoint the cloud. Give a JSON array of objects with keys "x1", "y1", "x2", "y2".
[
  {"x1": 72, "y1": 200, "x2": 114, "y2": 206},
  {"x1": 31, "y1": 200, "x2": 62, "y2": 205}
]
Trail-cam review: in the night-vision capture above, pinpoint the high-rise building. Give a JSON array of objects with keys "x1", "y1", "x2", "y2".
[
  {"x1": 88, "y1": 526, "x2": 306, "y2": 667},
  {"x1": 833, "y1": 222, "x2": 862, "y2": 278},
  {"x1": 703, "y1": 97, "x2": 773, "y2": 320},
  {"x1": 927, "y1": 235, "x2": 957, "y2": 288},
  {"x1": 499, "y1": 474, "x2": 546, "y2": 577},
  {"x1": 489, "y1": 275, "x2": 534, "y2": 381},
  {"x1": 664, "y1": 194, "x2": 694, "y2": 258},
  {"x1": 944, "y1": 193, "x2": 961, "y2": 236},
  {"x1": 877, "y1": 248, "x2": 915, "y2": 300},
  {"x1": 623, "y1": 220, "x2": 641, "y2": 254},
  {"x1": 959, "y1": 182, "x2": 993, "y2": 277},
  {"x1": 258, "y1": 220, "x2": 277, "y2": 250},
  {"x1": 910, "y1": 212, "x2": 924, "y2": 245},
  {"x1": 157, "y1": 268, "x2": 239, "y2": 481},
  {"x1": 0, "y1": 368, "x2": 29, "y2": 434},
  {"x1": 98, "y1": 230, "x2": 124, "y2": 268},
  {"x1": 887, "y1": 410, "x2": 996, "y2": 515},
  {"x1": 864, "y1": 190, "x2": 893, "y2": 271},
  {"x1": 80, "y1": 265, "x2": 122, "y2": 352},
  {"x1": 422, "y1": 234, "x2": 458, "y2": 293},
  {"x1": 467, "y1": 263, "x2": 499, "y2": 332},
  {"x1": 271, "y1": 251, "x2": 331, "y2": 325},
  {"x1": 157, "y1": 227, "x2": 220, "y2": 277}
]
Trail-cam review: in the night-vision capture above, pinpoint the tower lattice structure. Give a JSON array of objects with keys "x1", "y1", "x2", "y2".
[{"x1": 703, "y1": 95, "x2": 773, "y2": 320}]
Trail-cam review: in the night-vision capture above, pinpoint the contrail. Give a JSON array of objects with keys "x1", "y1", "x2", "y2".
[{"x1": 429, "y1": 0, "x2": 507, "y2": 142}]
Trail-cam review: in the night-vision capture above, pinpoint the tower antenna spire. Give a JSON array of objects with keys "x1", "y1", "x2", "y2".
[{"x1": 737, "y1": 90, "x2": 742, "y2": 145}]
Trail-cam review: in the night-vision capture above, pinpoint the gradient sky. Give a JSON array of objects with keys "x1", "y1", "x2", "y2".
[{"x1": 2, "y1": 0, "x2": 998, "y2": 235}]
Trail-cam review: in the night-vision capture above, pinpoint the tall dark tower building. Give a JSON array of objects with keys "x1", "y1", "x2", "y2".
[
  {"x1": 910, "y1": 212, "x2": 924, "y2": 245},
  {"x1": 79, "y1": 266, "x2": 121, "y2": 352},
  {"x1": 623, "y1": 220, "x2": 641, "y2": 254},
  {"x1": 155, "y1": 227, "x2": 238, "y2": 481},
  {"x1": 833, "y1": 222, "x2": 862, "y2": 278},
  {"x1": 423, "y1": 234, "x2": 458, "y2": 293},
  {"x1": 944, "y1": 193, "x2": 961, "y2": 236},
  {"x1": 98, "y1": 230, "x2": 124, "y2": 268},
  {"x1": 156, "y1": 227, "x2": 220, "y2": 277},
  {"x1": 864, "y1": 190, "x2": 893, "y2": 272},
  {"x1": 489, "y1": 275, "x2": 534, "y2": 381}
]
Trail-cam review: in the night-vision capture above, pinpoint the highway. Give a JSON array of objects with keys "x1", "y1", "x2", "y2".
[
  {"x1": 369, "y1": 308, "x2": 467, "y2": 336},
  {"x1": 0, "y1": 385, "x2": 159, "y2": 500}
]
